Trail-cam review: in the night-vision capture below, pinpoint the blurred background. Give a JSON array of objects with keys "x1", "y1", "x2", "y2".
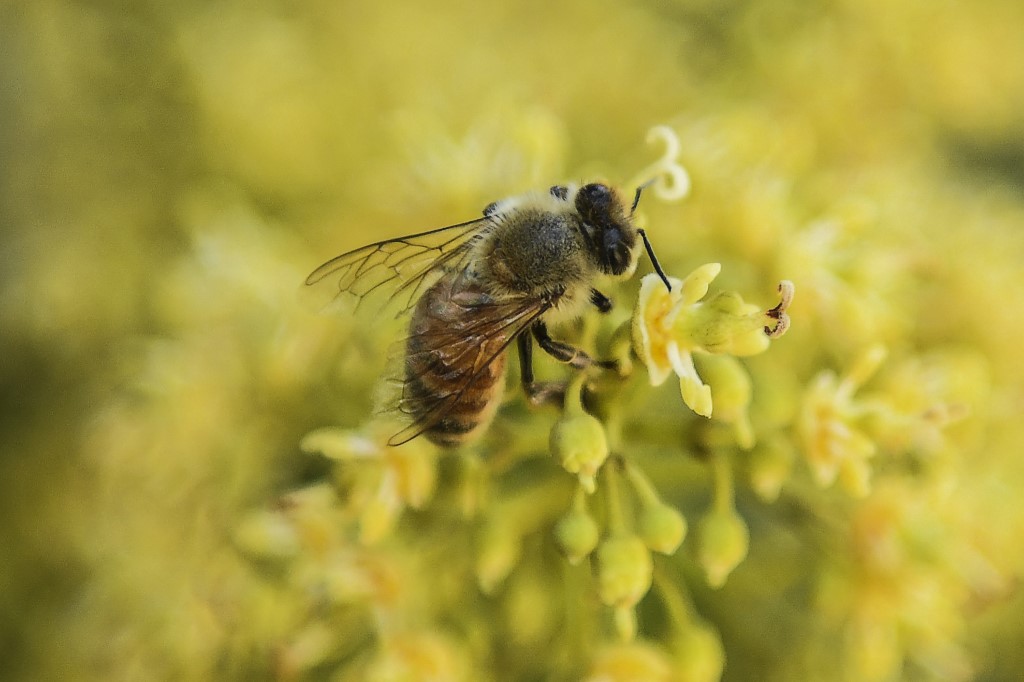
[{"x1": 2, "y1": 0, "x2": 1024, "y2": 680}]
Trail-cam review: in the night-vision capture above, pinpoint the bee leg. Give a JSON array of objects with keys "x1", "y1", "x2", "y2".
[
  {"x1": 589, "y1": 288, "x2": 613, "y2": 313},
  {"x1": 532, "y1": 322, "x2": 618, "y2": 372},
  {"x1": 517, "y1": 332, "x2": 565, "y2": 406}
]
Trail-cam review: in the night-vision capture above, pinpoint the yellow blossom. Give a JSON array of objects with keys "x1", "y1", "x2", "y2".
[
  {"x1": 13, "y1": 3, "x2": 1024, "y2": 678},
  {"x1": 365, "y1": 632, "x2": 471, "y2": 682},
  {"x1": 300, "y1": 425, "x2": 438, "y2": 544},
  {"x1": 797, "y1": 345, "x2": 886, "y2": 497},
  {"x1": 632, "y1": 265, "x2": 793, "y2": 419}
]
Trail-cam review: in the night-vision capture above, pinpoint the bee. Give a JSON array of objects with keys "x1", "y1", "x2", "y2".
[{"x1": 306, "y1": 182, "x2": 670, "y2": 447}]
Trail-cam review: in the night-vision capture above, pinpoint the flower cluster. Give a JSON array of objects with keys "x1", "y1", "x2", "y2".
[{"x1": 17, "y1": 3, "x2": 1024, "y2": 677}]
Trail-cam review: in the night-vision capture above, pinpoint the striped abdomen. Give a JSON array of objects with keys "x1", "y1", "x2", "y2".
[{"x1": 402, "y1": 274, "x2": 510, "y2": 447}]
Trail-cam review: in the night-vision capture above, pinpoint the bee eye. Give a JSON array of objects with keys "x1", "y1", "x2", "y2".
[
  {"x1": 577, "y1": 183, "x2": 612, "y2": 214},
  {"x1": 602, "y1": 228, "x2": 632, "y2": 274},
  {"x1": 606, "y1": 244, "x2": 631, "y2": 274}
]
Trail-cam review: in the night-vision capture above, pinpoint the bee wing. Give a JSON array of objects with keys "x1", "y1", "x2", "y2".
[
  {"x1": 305, "y1": 217, "x2": 493, "y2": 315},
  {"x1": 386, "y1": 295, "x2": 552, "y2": 446}
]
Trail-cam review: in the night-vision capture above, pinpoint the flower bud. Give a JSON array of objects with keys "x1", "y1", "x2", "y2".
[
  {"x1": 748, "y1": 437, "x2": 795, "y2": 502},
  {"x1": 696, "y1": 354, "x2": 755, "y2": 448},
  {"x1": 696, "y1": 507, "x2": 749, "y2": 588},
  {"x1": 554, "y1": 505, "x2": 600, "y2": 565},
  {"x1": 670, "y1": 622, "x2": 725, "y2": 682},
  {"x1": 476, "y1": 519, "x2": 522, "y2": 594},
  {"x1": 638, "y1": 502, "x2": 687, "y2": 555},
  {"x1": 550, "y1": 411, "x2": 609, "y2": 491},
  {"x1": 587, "y1": 641, "x2": 673, "y2": 682},
  {"x1": 597, "y1": 534, "x2": 653, "y2": 608}
]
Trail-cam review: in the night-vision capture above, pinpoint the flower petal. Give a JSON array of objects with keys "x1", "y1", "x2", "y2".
[
  {"x1": 680, "y1": 263, "x2": 722, "y2": 305},
  {"x1": 668, "y1": 344, "x2": 713, "y2": 417}
]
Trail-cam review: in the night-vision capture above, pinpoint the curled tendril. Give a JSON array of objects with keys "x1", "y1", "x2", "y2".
[{"x1": 628, "y1": 125, "x2": 692, "y2": 202}]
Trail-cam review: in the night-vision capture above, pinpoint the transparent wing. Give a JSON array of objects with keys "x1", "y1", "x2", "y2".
[
  {"x1": 386, "y1": 293, "x2": 552, "y2": 446},
  {"x1": 305, "y1": 216, "x2": 493, "y2": 315}
]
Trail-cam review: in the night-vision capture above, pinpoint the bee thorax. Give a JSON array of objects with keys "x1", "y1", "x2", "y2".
[{"x1": 482, "y1": 208, "x2": 590, "y2": 296}]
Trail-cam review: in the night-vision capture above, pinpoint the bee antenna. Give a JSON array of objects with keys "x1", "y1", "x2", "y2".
[
  {"x1": 638, "y1": 228, "x2": 671, "y2": 292},
  {"x1": 630, "y1": 178, "x2": 658, "y2": 215}
]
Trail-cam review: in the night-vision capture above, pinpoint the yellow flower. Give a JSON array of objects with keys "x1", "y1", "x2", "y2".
[
  {"x1": 366, "y1": 632, "x2": 471, "y2": 682},
  {"x1": 300, "y1": 425, "x2": 438, "y2": 544},
  {"x1": 797, "y1": 345, "x2": 886, "y2": 497},
  {"x1": 632, "y1": 264, "x2": 793, "y2": 419}
]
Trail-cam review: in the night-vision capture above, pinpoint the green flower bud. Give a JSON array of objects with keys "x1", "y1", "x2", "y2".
[
  {"x1": 748, "y1": 437, "x2": 795, "y2": 502},
  {"x1": 550, "y1": 411, "x2": 609, "y2": 490},
  {"x1": 476, "y1": 519, "x2": 522, "y2": 594},
  {"x1": 670, "y1": 622, "x2": 725, "y2": 682},
  {"x1": 597, "y1": 534, "x2": 653, "y2": 608},
  {"x1": 588, "y1": 641, "x2": 674, "y2": 680},
  {"x1": 696, "y1": 354, "x2": 755, "y2": 449},
  {"x1": 554, "y1": 505, "x2": 600, "y2": 565},
  {"x1": 696, "y1": 507, "x2": 749, "y2": 588},
  {"x1": 638, "y1": 502, "x2": 688, "y2": 555}
]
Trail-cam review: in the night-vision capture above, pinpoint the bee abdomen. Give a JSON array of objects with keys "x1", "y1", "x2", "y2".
[{"x1": 403, "y1": 276, "x2": 510, "y2": 447}]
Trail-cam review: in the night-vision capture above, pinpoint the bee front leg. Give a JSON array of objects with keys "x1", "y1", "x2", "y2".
[
  {"x1": 589, "y1": 288, "x2": 613, "y2": 313},
  {"x1": 517, "y1": 332, "x2": 565, "y2": 406},
  {"x1": 532, "y1": 322, "x2": 618, "y2": 372}
]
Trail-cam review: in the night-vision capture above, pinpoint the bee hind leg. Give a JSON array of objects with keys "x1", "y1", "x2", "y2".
[
  {"x1": 531, "y1": 322, "x2": 619, "y2": 372},
  {"x1": 517, "y1": 332, "x2": 565, "y2": 405}
]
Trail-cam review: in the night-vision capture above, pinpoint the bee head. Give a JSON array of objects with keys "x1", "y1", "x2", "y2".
[{"x1": 576, "y1": 183, "x2": 637, "y2": 277}]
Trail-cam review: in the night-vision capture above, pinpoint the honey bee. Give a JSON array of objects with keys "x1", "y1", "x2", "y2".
[{"x1": 306, "y1": 182, "x2": 670, "y2": 447}]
